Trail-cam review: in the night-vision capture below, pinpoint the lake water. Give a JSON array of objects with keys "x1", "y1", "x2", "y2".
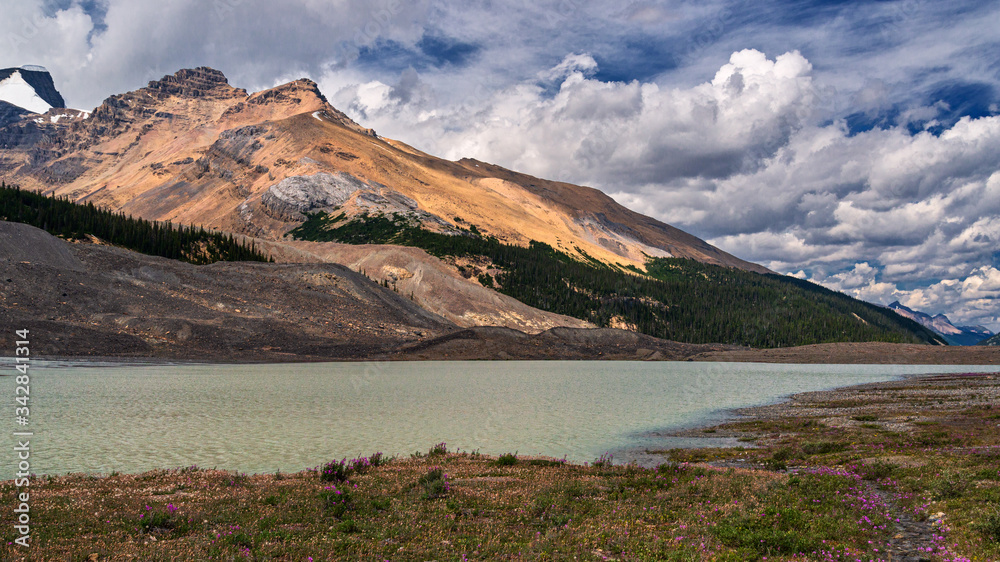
[{"x1": 4, "y1": 360, "x2": 1000, "y2": 478}]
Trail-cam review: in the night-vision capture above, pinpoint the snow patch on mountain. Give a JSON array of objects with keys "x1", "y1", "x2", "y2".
[{"x1": 0, "y1": 70, "x2": 52, "y2": 114}]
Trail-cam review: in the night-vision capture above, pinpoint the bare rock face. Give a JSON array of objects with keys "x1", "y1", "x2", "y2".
[
  {"x1": 146, "y1": 67, "x2": 236, "y2": 99},
  {"x1": 245, "y1": 78, "x2": 326, "y2": 106},
  {"x1": 262, "y1": 172, "x2": 369, "y2": 217},
  {"x1": 0, "y1": 100, "x2": 33, "y2": 129},
  {"x1": 260, "y1": 171, "x2": 442, "y2": 224},
  {"x1": 85, "y1": 67, "x2": 246, "y2": 140}
]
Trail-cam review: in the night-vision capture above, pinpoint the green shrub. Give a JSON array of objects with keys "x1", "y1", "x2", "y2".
[
  {"x1": 914, "y1": 431, "x2": 951, "y2": 447},
  {"x1": 528, "y1": 459, "x2": 566, "y2": 467},
  {"x1": 320, "y1": 452, "x2": 387, "y2": 482},
  {"x1": 336, "y1": 519, "x2": 360, "y2": 533},
  {"x1": 367, "y1": 452, "x2": 389, "y2": 467},
  {"x1": 418, "y1": 467, "x2": 450, "y2": 499},
  {"x1": 220, "y1": 531, "x2": 253, "y2": 550},
  {"x1": 139, "y1": 510, "x2": 177, "y2": 533},
  {"x1": 765, "y1": 447, "x2": 796, "y2": 471},
  {"x1": 772, "y1": 447, "x2": 794, "y2": 461},
  {"x1": 802, "y1": 441, "x2": 847, "y2": 455},
  {"x1": 321, "y1": 459, "x2": 350, "y2": 482},
  {"x1": 225, "y1": 472, "x2": 248, "y2": 487},
  {"x1": 495, "y1": 452, "x2": 518, "y2": 466},
  {"x1": 319, "y1": 486, "x2": 352, "y2": 518},
  {"x1": 931, "y1": 474, "x2": 969, "y2": 500},
  {"x1": 974, "y1": 507, "x2": 1000, "y2": 543},
  {"x1": 592, "y1": 453, "x2": 613, "y2": 468},
  {"x1": 370, "y1": 498, "x2": 391, "y2": 511},
  {"x1": 764, "y1": 458, "x2": 787, "y2": 471},
  {"x1": 973, "y1": 466, "x2": 1000, "y2": 481},
  {"x1": 860, "y1": 460, "x2": 897, "y2": 481}
]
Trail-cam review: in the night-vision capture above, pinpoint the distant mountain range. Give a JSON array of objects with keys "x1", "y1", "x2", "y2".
[
  {"x1": 978, "y1": 333, "x2": 1000, "y2": 346},
  {"x1": 887, "y1": 301, "x2": 993, "y2": 346}
]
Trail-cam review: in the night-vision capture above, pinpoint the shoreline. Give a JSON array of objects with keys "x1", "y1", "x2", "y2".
[
  {"x1": 8, "y1": 339, "x2": 1000, "y2": 365},
  {"x1": 639, "y1": 370, "x2": 998, "y2": 455},
  {"x1": 617, "y1": 370, "x2": 994, "y2": 466},
  {"x1": 690, "y1": 341, "x2": 1000, "y2": 365}
]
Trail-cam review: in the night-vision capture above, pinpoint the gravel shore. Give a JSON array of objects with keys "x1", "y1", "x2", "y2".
[{"x1": 676, "y1": 371, "x2": 1000, "y2": 438}]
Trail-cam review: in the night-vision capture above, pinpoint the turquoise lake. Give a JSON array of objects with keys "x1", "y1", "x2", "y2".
[{"x1": 4, "y1": 360, "x2": 1000, "y2": 478}]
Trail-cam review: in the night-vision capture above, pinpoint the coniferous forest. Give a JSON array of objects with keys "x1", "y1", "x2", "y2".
[
  {"x1": 0, "y1": 183, "x2": 271, "y2": 264},
  {"x1": 290, "y1": 211, "x2": 944, "y2": 348}
]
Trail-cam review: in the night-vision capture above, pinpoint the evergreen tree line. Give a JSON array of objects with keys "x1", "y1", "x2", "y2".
[
  {"x1": 290, "y1": 211, "x2": 942, "y2": 348},
  {"x1": 0, "y1": 183, "x2": 271, "y2": 265}
]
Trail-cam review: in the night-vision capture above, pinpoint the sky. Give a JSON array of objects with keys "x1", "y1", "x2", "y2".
[{"x1": 3, "y1": 0, "x2": 1000, "y2": 329}]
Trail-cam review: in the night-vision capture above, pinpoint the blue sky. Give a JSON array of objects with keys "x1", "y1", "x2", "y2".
[{"x1": 3, "y1": 0, "x2": 1000, "y2": 328}]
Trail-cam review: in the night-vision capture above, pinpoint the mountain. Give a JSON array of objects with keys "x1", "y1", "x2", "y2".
[
  {"x1": 0, "y1": 67, "x2": 761, "y2": 271},
  {"x1": 0, "y1": 66, "x2": 66, "y2": 127},
  {"x1": 979, "y1": 333, "x2": 1000, "y2": 346},
  {"x1": 888, "y1": 301, "x2": 993, "y2": 346},
  {"x1": 0, "y1": 67, "x2": 945, "y2": 349},
  {"x1": 963, "y1": 325, "x2": 994, "y2": 339},
  {"x1": 0, "y1": 66, "x2": 765, "y2": 334}
]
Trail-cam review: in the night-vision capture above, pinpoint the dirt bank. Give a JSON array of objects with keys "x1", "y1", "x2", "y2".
[{"x1": 691, "y1": 341, "x2": 1000, "y2": 365}]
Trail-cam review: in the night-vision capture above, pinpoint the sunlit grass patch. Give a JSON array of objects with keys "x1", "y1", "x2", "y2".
[{"x1": 801, "y1": 441, "x2": 848, "y2": 455}]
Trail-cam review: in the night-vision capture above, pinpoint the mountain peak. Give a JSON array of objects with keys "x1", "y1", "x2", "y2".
[
  {"x1": 146, "y1": 67, "x2": 242, "y2": 99},
  {"x1": 232, "y1": 77, "x2": 373, "y2": 135},
  {"x1": 244, "y1": 77, "x2": 329, "y2": 107},
  {"x1": 0, "y1": 66, "x2": 65, "y2": 125}
]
